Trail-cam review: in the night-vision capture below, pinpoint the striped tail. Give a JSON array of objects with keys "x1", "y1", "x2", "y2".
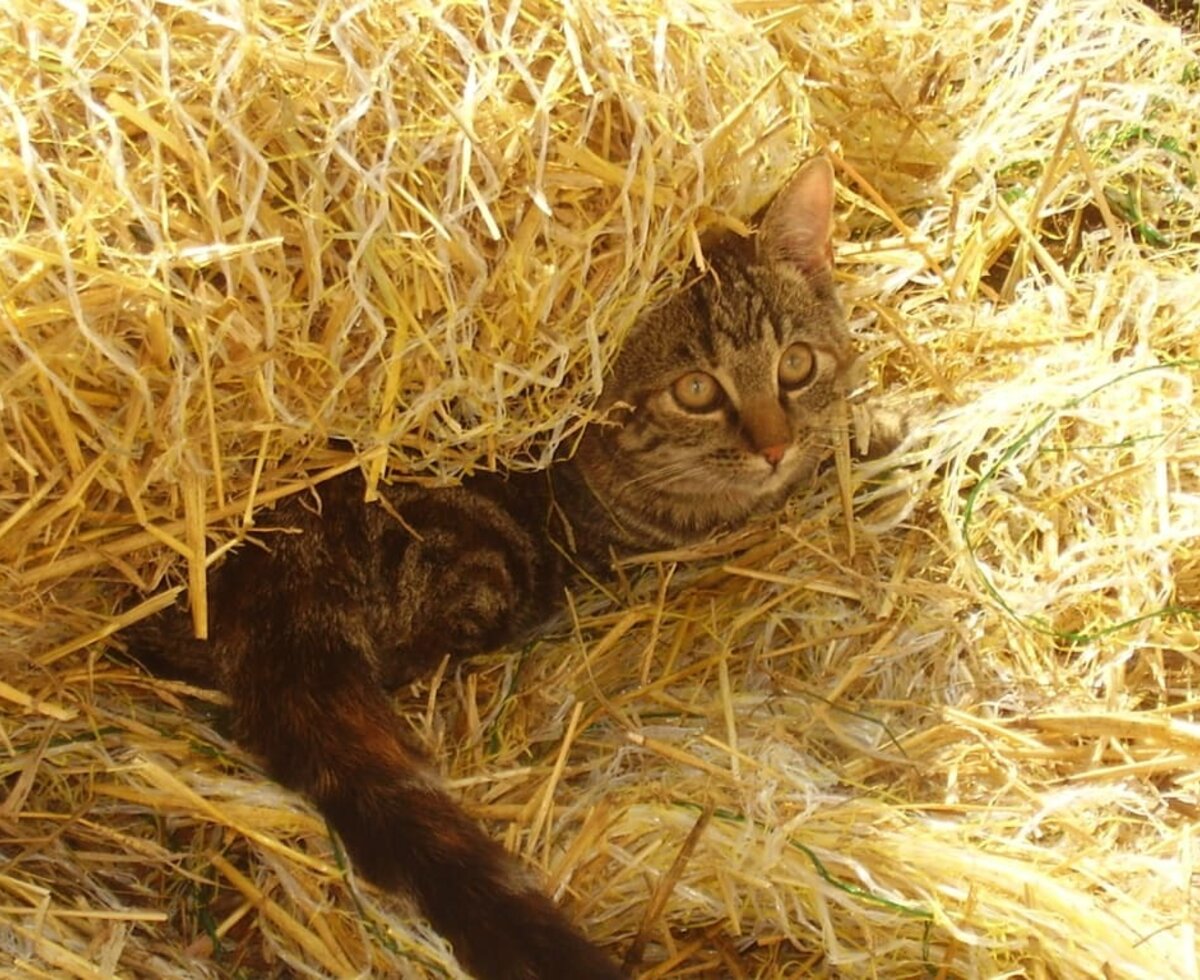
[{"x1": 232, "y1": 662, "x2": 625, "y2": 980}]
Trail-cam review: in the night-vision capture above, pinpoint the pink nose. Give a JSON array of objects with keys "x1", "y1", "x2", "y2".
[{"x1": 761, "y1": 444, "x2": 788, "y2": 467}]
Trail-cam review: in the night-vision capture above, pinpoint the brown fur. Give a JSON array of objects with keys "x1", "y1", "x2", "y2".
[{"x1": 123, "y1": 157, "x2": 854, "y2": 979}]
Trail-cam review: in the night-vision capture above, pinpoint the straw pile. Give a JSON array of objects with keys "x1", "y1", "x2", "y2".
[{"x1": 2, "y1": 0, "x2": 1198, "y2": 977}]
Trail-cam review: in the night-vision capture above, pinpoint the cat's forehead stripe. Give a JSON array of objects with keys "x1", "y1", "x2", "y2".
[
  {"x1": 762, "y1": 315, "x2": 782, "y2": 346},
  {"x1": 686, "y1": 281, "x2": 719, "y2": 360},
  {"x1": 715, "y1": 267, "x2": 764, "y2": 345}
]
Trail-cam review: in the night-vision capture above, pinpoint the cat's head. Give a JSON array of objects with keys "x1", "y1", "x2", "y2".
[{"x1": 575, "y1": 156, "x2": 855, "y2": 549}]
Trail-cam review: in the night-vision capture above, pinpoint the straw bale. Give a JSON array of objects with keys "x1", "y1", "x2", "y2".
[
  {"x1": 3, "y1": 0, "x2": 1200, "y2": 978},
  {"x1": 1, "y1": 0, "x2": 806, "y2": 652}
]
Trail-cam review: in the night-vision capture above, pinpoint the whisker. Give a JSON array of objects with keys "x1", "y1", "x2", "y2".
[{"x1": 617, "y1": 458, "x2": 709, "y2": 494}]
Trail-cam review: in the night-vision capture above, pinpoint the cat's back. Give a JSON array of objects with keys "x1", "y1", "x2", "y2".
[{"x1": 127, "y1": 467, "x2": 572, "y2": 689}]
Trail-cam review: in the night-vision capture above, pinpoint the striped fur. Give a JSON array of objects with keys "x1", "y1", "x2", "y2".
[{"x1": 125, "y1": 157, "x2": 853, "y2": 978}]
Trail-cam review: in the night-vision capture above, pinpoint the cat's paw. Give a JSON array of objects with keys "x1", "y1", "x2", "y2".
[{"x1": 851, "y1": 403, "x2": 912, "y2": 459}]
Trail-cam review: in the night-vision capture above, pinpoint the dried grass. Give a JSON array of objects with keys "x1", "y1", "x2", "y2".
[{"x1": 2, "y1": 0, "x2": 1199, "y2": 977}]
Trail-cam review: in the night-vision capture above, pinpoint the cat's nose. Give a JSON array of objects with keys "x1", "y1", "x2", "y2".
[
  {"x1": 740, "y1": 398, "x2": 791, "y2": 466},
  {"x1": 761, "y1": 444, "x2": 788, "y2": 467}
]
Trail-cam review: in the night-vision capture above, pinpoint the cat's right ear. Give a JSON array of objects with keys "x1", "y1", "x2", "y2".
[{"x1": 757, "y1": 156, "x2": 836, "y2": 276}]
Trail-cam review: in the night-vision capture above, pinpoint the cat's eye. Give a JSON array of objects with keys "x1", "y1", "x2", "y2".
[
  {"x1": 778, "y1": 342, "x2": 816, "y2": 390},
  {"x1": 671, "y1": 371, "x2": 723, "y2": 412}
]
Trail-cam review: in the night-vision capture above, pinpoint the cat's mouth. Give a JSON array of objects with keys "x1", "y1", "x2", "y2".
[
  {"x1": 602, "y1": 440, "x2": 826, "y2": 539},
  {"x1": 646, "y1": 450, "x2": 808, "y2": 506}
]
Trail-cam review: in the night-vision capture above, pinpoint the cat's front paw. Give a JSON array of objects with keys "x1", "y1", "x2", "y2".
[{"x1": 851, "y1": 402, "x2": 912, "y2": 459}]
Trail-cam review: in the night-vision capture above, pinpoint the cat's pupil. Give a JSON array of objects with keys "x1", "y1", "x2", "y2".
[
  {"x1": 778, "y1": 342, "x2": 816, "y2": 389},
  {"x1": 672, "y1": 371, "x2": 722, "y2": 412}
]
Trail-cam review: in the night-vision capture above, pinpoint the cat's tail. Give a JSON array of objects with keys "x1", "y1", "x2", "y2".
[{"x1": 233, "y1": 666, "x2": 626, "y2": 980}]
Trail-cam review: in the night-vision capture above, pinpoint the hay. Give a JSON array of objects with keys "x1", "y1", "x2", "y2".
[
  {"x1": 2, "y1": 0, "x2": 1199, "y2": 976},
  {"x1": 2, "y1": 0, "x2": 806, "y2": 646}
]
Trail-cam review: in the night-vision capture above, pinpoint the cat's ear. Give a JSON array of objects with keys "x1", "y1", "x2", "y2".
[{"x1": 757, "y1": 156, "x2": 836, "y2": 276}]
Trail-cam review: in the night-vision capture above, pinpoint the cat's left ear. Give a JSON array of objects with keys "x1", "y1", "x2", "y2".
[{"x1": 757, "y1": 155, "x2": 836, "y2": 276}]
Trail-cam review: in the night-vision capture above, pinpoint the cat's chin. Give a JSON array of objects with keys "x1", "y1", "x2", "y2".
[{"x1": 648, "y1": 478, "x2": 793, "y2": 540}]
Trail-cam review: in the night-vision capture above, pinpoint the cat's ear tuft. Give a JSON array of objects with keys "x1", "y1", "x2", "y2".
[{"x1": 757, "y1": 156, "x2": 836, "y2": 276}]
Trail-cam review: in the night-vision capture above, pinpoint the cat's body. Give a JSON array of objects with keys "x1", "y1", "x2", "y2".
[{"x1": 125, "y1": 157, "x2": 854, "y2": 979}]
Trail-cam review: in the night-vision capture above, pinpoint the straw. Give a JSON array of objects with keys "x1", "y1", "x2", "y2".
[{"x1": 2, "y1": 0, "x2": 1199, "y2": 976}]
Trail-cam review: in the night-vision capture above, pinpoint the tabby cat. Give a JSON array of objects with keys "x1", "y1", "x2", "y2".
[{"x1": 125, "y1": 156, "x2": 854, "y2": 979}]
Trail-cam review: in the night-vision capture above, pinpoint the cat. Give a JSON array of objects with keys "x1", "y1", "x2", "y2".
[{"x1": 123, "y1": 155, "x2": 854, "y2": 979}]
